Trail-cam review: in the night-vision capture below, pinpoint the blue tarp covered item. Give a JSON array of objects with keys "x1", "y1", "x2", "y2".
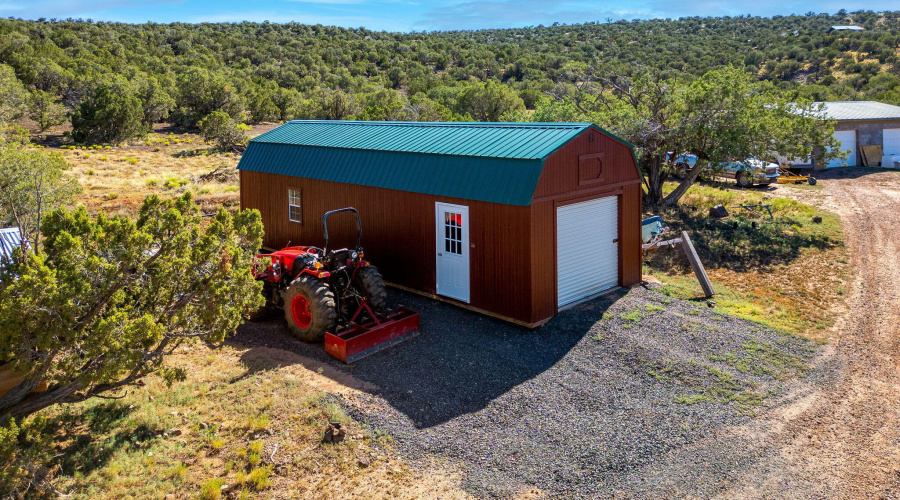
[
  {"x1": 0, "y1": 227, "x2": 22, "y2": 266},
  {"x1": 641, "y1": 216, "x2": 664, "y2": 244}
]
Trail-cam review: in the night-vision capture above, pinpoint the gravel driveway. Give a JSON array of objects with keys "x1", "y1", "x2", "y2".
[{"x1": 234, "y1": 285, "x2": 818, "y2": 499}]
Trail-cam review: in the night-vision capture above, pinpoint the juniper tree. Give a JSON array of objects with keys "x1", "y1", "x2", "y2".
[{"x1": 0, "y1": 193, "x2": 264, "y2": 421}]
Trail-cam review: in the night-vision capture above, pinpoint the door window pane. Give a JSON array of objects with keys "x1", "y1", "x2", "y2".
[{"x1": 442, "y1": 211, "x2": 463, "y2": 255}]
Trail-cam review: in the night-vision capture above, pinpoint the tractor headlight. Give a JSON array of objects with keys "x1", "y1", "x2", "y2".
[{"x1": 351, "y1": 251, "x2": 358, "y2": 259}]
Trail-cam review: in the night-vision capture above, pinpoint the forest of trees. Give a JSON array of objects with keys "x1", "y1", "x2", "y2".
[{"x1": 1, "y1": 10, "x2": 899, "y2": 144}]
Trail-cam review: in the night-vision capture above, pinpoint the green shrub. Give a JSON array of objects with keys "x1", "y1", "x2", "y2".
[
  {"x1": 248, "y1": 467, "x2": 272, "y2": 490},
  {"x1": 199, "y1": 478, "x2": 224, "y2": 500},
  {"x1": 163, "y1": 177, "x2": 188, "y2": 189},
  {"x1": 71, "y1": 76, "x2": 148, "y2": 145},
  {"x1": 199, "y1": 111, "x2": 250, "y2": 151}
]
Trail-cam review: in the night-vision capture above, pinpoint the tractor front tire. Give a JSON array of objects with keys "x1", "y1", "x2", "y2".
[
  {"x1": 355, "y1": 266, "x2": 388, "y2": 316},
  {"x1": 282, "y1": 275, "x2": 338, "y2": 342},
  {"x1": 808, "y1": 176, "x2": 817, "y2": 186}
]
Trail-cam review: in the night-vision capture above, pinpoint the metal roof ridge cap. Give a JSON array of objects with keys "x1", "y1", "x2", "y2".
[
  {"x1": 244, "y1": 141, "x2": 550, "y2": 161},
  {"x1": 283, "y1": 119, "x2": 589, "y2": 128}
]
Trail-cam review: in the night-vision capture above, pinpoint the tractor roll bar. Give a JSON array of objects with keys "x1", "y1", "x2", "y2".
[{"x1": 322, "y1": 207, "x2": 362, "y2": 256}]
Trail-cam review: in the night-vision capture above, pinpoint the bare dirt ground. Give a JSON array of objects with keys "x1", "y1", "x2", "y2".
[{"x1": 720, "y1": 168, "x2": 900, "y2": 498}]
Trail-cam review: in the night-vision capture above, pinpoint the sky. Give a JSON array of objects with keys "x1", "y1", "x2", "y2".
[{"x1": 0, "y1": 0, "x2": 897, "y2": 32}]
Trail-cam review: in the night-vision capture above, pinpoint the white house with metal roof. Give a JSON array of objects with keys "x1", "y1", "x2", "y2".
[
  {"x1": 827, "y1": 25, "x2": 864, "y2": 33},
  {"x1": 792, "y1": 101, "x2": 900, "y2": 170}
]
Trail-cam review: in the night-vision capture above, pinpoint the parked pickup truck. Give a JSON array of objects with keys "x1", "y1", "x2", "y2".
[{"x1": 673, "y1": 154, "x2": 780, "y2": 188}]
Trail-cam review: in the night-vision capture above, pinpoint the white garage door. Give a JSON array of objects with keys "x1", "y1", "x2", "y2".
[
  {"x1": 883, "y1": 129, "x2": 900, "y2": 157},
  {"x1": 557, "y1": 196, "x2": 619, "y2": 308},
  {"x1": 827, "y1": 130, "x2": 856, "y2": 168}
]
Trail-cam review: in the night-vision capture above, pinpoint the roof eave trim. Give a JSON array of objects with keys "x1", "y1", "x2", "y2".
[{"x1": 831, "y1": 117, "x2": 900, "y2": 122}]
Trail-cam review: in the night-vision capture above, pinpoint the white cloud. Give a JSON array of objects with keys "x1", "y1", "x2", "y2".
[{"x1": 0, "y1": 0, "x2": 179, "y2": 19}]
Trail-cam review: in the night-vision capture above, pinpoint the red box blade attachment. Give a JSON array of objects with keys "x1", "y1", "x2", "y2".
[{"x1": 324, "y1": 307, "x2": 420, "y2": 363}]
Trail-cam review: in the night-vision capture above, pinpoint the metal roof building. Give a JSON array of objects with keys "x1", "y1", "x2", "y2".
[
  {"x1": 827, "y1": 25, "x2": 864, "y2": 33},
  {"x1": 813, "y1": 101, "x2": 900, "y2": 121},
  {"x1": 0, "y1": 227, "x2": 22, "y2": 267},
  {"x1": 239, "y1": 121, "x2": 637, "y2": 206},
  {"x1": 794, "y1": 101, "x2": 900, "y2": 169},
  {"x1": 238, "y1": 121, "x2": 643, "y2": 326}
]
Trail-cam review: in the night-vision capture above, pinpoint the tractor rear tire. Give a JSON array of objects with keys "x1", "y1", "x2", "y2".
[
  {"x1": 281, "y1": 275, "x2": 337, "y2": 342},
  {"x1": 808, "y1": 177, "x2": 817, "y2": 186},
  {"x1": 354, "y1": 266, "x2": 388, "y2": 316},
  {"x1": 735, "y1": 171, "x2": 752, "y2": 188}
]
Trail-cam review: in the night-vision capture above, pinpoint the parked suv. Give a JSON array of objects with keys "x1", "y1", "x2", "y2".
[{"x1": 673, "y1": 154, "x2": 780, "y2": 188}]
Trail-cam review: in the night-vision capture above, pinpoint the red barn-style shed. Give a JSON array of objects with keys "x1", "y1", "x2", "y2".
[{"x1": 238, "y1": 121, "x2": 642, "y2": 327}]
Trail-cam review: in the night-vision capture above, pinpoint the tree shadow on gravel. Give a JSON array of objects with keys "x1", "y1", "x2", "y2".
[{"x1": 231, "y1": 287, "x2": 626, "y2": 428}]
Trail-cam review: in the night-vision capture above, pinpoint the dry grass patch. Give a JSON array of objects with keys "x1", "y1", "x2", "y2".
[
  {"x1": 45, "y1": 125, "x2": 282, "y2": 218},
  {"x1": 34, "y1": 342, "x2": 468, "y2": 499},
  {"x1": 59, "y1": 133, "x2": 240, "y2": 218}
]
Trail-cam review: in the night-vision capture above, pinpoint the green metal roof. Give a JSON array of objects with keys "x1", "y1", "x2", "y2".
[
  {"x1": 238, "y1": 121, "x2": 609, "y2": 206},
  {"x1": 249, "y1": 120, "x2": 593, "y2": 159}
]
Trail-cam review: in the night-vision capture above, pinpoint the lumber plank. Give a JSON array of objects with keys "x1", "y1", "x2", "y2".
[{"x1": 680, "y1": 231, "x2": 715, "y2": 298}]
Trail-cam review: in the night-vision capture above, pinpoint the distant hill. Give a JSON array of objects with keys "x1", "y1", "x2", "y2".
[{"x1": 1, "y1": 11, "x2": 899, "y2": 130}]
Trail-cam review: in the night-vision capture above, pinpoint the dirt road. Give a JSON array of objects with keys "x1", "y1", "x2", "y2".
[{"x1": 724, "y1": 169, "x2": 900, "y2": 498}]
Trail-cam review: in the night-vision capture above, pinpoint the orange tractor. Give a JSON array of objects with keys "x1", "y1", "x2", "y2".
[{"x1": 252, "y1": 208, "x2": 419, "y2": 362}]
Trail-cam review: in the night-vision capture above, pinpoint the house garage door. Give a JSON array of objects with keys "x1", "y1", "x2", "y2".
[
  {"x1": 557, "y1": 196, "x2": 619, "y2": 308},
  {"x1": 828, "y1": 130, "x2": 857, "y2": 168},
  {"x1": 883, "y1": 129, "x2": 900, "y2": 157}
]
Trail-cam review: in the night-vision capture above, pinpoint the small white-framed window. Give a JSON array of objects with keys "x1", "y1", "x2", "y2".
[{"x1": 288, "y1": 188, "x2": 302, "y2": 223}]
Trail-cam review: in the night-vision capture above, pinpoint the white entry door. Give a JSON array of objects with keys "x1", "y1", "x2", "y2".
[
  {"x1": 828, "y1": 130, "x2": 857, "y2": 168},
  {"x1": 556, "y1": 196, "x2": 619, "y2": 308},
  {"x1": 435, "y1": 202, "x2": 470, "y2": 303}
]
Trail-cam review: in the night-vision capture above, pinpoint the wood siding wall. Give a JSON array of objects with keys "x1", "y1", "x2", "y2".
[
  {"x1": 528, "y1": 129, "x2": 643, "y2": 324},
  {"x1": 240, "y1": 127, "x2": 642, "y2": 326},
  {"x1": 240, "y1": 170, "x2": 535, "y2": 323}
]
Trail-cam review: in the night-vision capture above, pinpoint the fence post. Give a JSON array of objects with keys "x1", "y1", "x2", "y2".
[{"x1": 680, "y1": 231, "x2": 714, "y2": 298}]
